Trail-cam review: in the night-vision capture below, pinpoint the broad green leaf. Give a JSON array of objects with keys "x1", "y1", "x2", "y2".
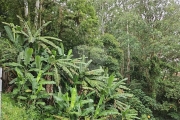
[
  {"x1": 38, "y1": 37, "x2": 61, "y2": 49},
  {"x1": 53, "y1": 95, "x2": 63, "y2": 102},
  {"x1": 64, "y1": 92, "x2": 69, "y2": 106},
  {"x1": 41, "y1": 36, "x2": 62, "y2": 42},
  {"x1": 81, "y1": 107, "x2": 94, "y2": 116},
  {"x1": 43, "y1": 72, "x2": 54, "y2": 76},
  {"x1": 25, "y1": 72, "x2": 34, "y2": 80},
  {"x1": 4, "y1": 26, "x2": 14, "y2": 42},
  {"x1": 85, "y1": 68, "x2": 104, "y2": 75},
  {"x1": 35, "y1": 55, "x2": 41, "y2": 69},
  {"x1": 12, "y1": 88, "x2": 19, "y2": 95},
  {"x1": 24, "y1": 47, "x2": 33, "y2": 66},
  {"x1": 39, "y1": 80, "x2": 56, "y2": 85},
  {"x1": 80, "y1": 99, "x2": 93, "y2": 106},
  {"x1": 58, "y1": 59, "x2": 79, "y2": 68},
  {"x1": 17, "y1": 15, "x2": 34, "y2": 43},
  {"x1": 115, "y1": 100, "x2": 128, "y2": 110},
  {"x1": 39, "y1": 43, "x2": 52, "y2": 54},
  {"x1": 85, "y1": 78, "x2": 104, "y2": 92},
  {"x1": 58, "y1": 65, "x2": 73, "y2": 78},
  {"x1": 43, "y1": 105, "x2": 54, "y2": 110},
  {"x1": 3, "y1": 62, "x2": 23, "y2": 67},
  {"x1": 25, "y1": 89, "x2": 32, "y2": 92},
  {"x1": 17, "y1": 51, "x2": 24, "y2": 63},
  {"x1": 30, "y1": 95, "x2": 37, "y2": 99},
  {"x1": 29, "y1": 68, "x2": 43, "y2": 72},
  {"x1": 36, "y1": 70, "x2": 43, "y2": 82},
  {"x1": 9, "y1": 78, "x2": 17, "y2": 84},
  {"x1": 34, "y1": 21, "x2": 52, "y2": 37},
  {"x1": 70, "y1": 68, "x2": 78, "y2": 75},
  {"x1": 94, "y1": 95, "x2": 104, "y2": 118},
  {"x1": 67, "y1": 49, "x2": 72, "y2": 59},
  {"x1": 85, "y1": 59, "x2": 92, "y2": 69},
  {"x1": 15, "y1": 67, "x2": 24, "y2": 79},
  {"x1": 18, "y1": 96, "x2": 27, "y2": 100},
  {"x1": 36, "y1": 102, "x2": 46, "y2": 106},
  {"x1": 107, "y1": 74, "x2": 114, "y2": 88},
  {"x1": 99, "y1": 109, "x2": 120, "y2": 116},
  {"x1": 111, "y1": 78, "x2": 128, "y2": 91},
  {"x1": 19, "y1": 30, "x2": 29, "y2": 37},
  {"x1": 69, "y1": 87, "x2": 77, "y2": 111},
  {"x1": 32, "y1": 79, "x2": 38, "y2": 93},
  {"x1": 59, "y1": 43, "x2": 64, "y2": 55},
  {"x1": 110, "y1": 93, "x2": 133, "y2": 99}
]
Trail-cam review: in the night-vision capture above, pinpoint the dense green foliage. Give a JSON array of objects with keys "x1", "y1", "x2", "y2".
[
  {"x1": 0, "y1": 0, "x2": 180, "y2": 120},
  {"x1": 2, "y1": 94, "x2": 41, "y2": 120}
]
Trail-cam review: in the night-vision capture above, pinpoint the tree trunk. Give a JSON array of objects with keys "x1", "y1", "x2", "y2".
[
  {"x1": 39, "y1": 0, "x2": 44, "y2": 27},
  {"x1": 35, "y1": 0, "x2": 40, "y2": 29},
  {"x1": 24, "y1": 0, "x2": 29, "y2": 18},
  {"x1": 100, "y1": 1, "x2": 105, "y2": 35},
  {"x1": 45, "y1": 74, "x2": 53, "y2": 104},
  {"x1": 126, "y1": 20, "x2": 131, "y2": 84}
]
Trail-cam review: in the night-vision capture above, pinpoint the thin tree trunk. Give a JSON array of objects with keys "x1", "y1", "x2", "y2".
[
  {"x1": 35, "y1": 0, "x2": 40, "y2": 29},
  {"x1": 39, "y1": 0, "x2": 44, "y2": 27},
  {"x1": 24, "y1": 0, "x2": 29, "y2": 18},
  {"x1": 126, "y1": 20, "x2": 131, "y2": 84},
  {"x1": 45, "y1": 74, "x2": 53, "y2": 104},
  {"x1": 101, "y1": 1, "x2": 105, "y2": 35}
]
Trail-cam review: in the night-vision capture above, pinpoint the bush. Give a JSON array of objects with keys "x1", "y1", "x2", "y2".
[{"x1": 2, "y1": 94, "x2": 40, "y2": 120}]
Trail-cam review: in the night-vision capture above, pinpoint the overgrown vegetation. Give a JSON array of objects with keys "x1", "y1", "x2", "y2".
[
  {"x1": 2, "y1": 94, "x2": 41, "y2": 120},
  {"x1": 0, "y1": 0, "x2": 180, "y2": 120}
]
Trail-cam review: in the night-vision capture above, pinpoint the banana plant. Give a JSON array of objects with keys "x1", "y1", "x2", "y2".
[
  {"x1": 60, "y1": 55, "x2": 135, "y2": 119},
  {"x1": 4, "y1": 47, "x2": 56, "y2": 106},
  {"x1": 90, "y1": 74, "x2": 133, "y2": 119},
  {"x1": 3, "y1": 16, "x2": 62, "y2": 56},
  {"x1": 47, "y1": 43, "x2": 82, "y2": 88},
  {"x1": 121, "y1": 106, "x2": 140, "y2": 120},
  {"x1": 53, "y1": 87, "x2": 94, "y2": 119}
]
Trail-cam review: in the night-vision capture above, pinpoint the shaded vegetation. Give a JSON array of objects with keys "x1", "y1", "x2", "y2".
[{"x1": 0, "y1": 0, "x2": 180, "y2": 120}]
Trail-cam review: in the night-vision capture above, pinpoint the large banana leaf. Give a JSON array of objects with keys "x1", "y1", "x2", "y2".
[
  {"x1": 3, "y1": 62, "x2": 23, "y2": 67},
  {"x1": 34, "y1": 21, "x2": 52, "y2": 37},
  {"x1": 35, "y1": 55, "x2": 41, "y2": 69},
  {"x1": 17, "y1": 15, "x2": 34, "y2": 43},
  {"x1": 24, "y1": 47, "x2": 33, "y2": 66},
  {"x1": 4, "y1": 26, "x2": 14, "y2": 42},
  {"x1": 69, "y1": 87, "x2": 77, "y2": 111},
  {"x1": 98, "y1": 108, "x2": 120, "y2": 117},
  {"x1": 85, "y1": 67, "x2": 104, "y2": 76},
  {"x1": 38, "y1": 37, "x2": 60, "y2": 49},
  {"x1": 107, "y1": 74, "x2": 114, "y2": 88}
]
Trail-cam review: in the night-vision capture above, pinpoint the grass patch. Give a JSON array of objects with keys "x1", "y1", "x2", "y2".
[{"x1": 2, "y1": 94, "x2": 40, "y2": 120}]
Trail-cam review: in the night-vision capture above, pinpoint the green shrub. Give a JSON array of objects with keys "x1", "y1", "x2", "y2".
[{"x1": 2, "y1": 94, "x2": 40, "y2": 120}]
